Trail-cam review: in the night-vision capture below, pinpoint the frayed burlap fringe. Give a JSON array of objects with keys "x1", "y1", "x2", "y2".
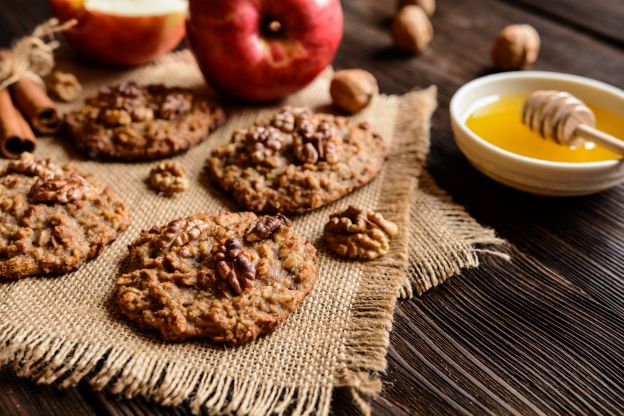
[
  {"x1": 0, "y1": 323, "x2": 333, "y2": 415},
  {"x1": 404, "y1": 174, "x2": 509, "y2": 296},
  {"x1": 336, "y1": 87, "x2": 438, "y2": 414}
]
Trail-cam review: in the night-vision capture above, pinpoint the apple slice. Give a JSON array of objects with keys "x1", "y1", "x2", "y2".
[{"x1": 50, "y1": 0, "x2": 188, "y2": 67}]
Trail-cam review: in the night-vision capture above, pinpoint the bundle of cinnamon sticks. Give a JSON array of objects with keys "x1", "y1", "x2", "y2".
[
  {"x1": 0, "y1": 19, "x2": 75, "y2": 159},
  {"x1": 0, "y1": 75, "x2": 62, "y2": 159}
]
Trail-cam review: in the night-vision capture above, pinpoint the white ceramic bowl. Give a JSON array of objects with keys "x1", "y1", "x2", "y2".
[{"x1": 450, "y1": 71, "x2": 624, "y2": 196}]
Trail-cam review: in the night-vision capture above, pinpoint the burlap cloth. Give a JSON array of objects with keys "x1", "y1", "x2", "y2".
[{"x1": 0, "y1": 51, "x2": 503, "y2": 415}]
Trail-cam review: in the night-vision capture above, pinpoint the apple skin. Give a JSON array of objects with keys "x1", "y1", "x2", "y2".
[
  {"x1": 187, "y1": 0, "x2": 343, "y2": 102},
  {"x1": 49, "y1": 0, "x2": 186, "y2": 67}
]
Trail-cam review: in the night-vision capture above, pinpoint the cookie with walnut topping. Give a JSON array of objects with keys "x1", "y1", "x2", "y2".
[
  {"x1": 0, "y1": 154, "x2": 130, "y2": 279},
  {"x1": 115, "y1": 211, "x2": 318, "y2": 344},
  {"x1": 65, "y1": 81, "x2": 225, "y2": 161},
  {"x1": 205, "y1": 106, "x2": 386, "y2": 213}
]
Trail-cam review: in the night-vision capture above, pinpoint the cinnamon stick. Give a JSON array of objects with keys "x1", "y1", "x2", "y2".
[
  {"x1": 0, "y1": 88, "x2": 35, "y2": 159},
  {"x1": 11, "y1": 77, "x2": 62, "y2": 135}
]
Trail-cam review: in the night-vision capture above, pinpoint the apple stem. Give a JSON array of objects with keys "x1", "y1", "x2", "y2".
[
  {"x1": 262, "y1": 18, "x2": 283, "y2": 37},
  {"x1": 268, "y1": 21, "x2": 282, "y2": 33}
]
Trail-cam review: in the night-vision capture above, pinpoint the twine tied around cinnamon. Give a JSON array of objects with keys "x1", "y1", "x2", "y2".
[
  {"x1": 0, "y1": 18, "x2": 75, "y2": 159},
  {"x1": 0, "y1": 18, "x2": 76, "y2": 90}
]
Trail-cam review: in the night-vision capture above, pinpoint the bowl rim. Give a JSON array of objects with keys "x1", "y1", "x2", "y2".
[{"x1": 450, "y1": 70, "x2": 624, "y2": 171}]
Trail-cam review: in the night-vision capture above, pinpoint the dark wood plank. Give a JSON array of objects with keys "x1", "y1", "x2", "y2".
[
  {"x1": 1, "y1": 0, "x2": 624, "y2": 415},
  {"x1": 336, "y1": 0, "x2": 624, "y2": 415},
  {"x1": 79, "y1": 387, "x2": 193, "y2": 416},
  {"x1": 501, "y1": 0, "x2": 624, "y2": 47},
  {"x1": 0, "y1": 371, "x2": 97, "y2": 416}
]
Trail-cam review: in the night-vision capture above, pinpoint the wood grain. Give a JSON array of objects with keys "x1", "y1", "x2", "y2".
[
  {"x1": 1, "y1": 0, "x2": 623, "y2": 415},
  {"x1": 501, "y1": 0, "x2": 624, "y2": 47}
]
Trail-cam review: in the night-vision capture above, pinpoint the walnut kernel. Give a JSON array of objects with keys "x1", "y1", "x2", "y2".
[
  {"x1": 6, "y1": 153, "x2": 62, "y2": 177},
  {"x1": 159, "y1": 91, "x2": 193, "y2": 120},
  {"x1": 245, "y1": 214, "x2": 292, "y2": 242},
  {"x1": 244, "y1": 126, "x2": 284, "y2": 166},
  {"x1": 148, "y1": 161, "x2": 189, "y2": 196},
  {"x1": 392, "y1": 5, "x2": 433, "y2": 54},
  {"x1": 47, "y1": 71, "x2": 82, "y2": 102},
  {"x1": 324, "y1": 206, "x2": 399, "y2": 260},
  {"x1": 157, "y1": 218, "x2": 209, "y2": 251},
  {"x1": 293, "y1": 116, "x2": 340, "y2": 164},
  {"x1": 397, "y1": 0, "x2": 435, "y2": 16},
  {"x1": 29, "y1": 174, "x2": 96, "y2": 204},
  {"x1": 212, "y1": 237, "x2": 256, "y2": 294},
  {"x1": 491, "y1": 24, "x2": 540, "y2": 70},
  {"x1": 330, "y1": 69, "x2": 378, "y2": 114}
]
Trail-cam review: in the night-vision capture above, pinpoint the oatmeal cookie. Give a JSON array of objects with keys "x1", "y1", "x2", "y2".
[
  {"x1": 206, "y1": 106, "x2": 385, "y2": 213},
  {"x1": 0, "y1": 154, "x2": 130, "y2": 279},
  {"x1": 65, "y1": 81, "x2": 225, "y2": 161},
  {"x1": 116, "y1": 212, "x2": 318, "y2": 344}
]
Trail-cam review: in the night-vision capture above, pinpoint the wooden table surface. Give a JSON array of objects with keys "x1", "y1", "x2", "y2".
[{"x1": 1, "y1": 1, "x2": 623, "y2": 415}]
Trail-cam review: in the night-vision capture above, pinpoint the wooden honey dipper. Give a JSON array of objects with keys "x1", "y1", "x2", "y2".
[{"x1": 522, "y1": 90, "x2": 624, "y2": 155}]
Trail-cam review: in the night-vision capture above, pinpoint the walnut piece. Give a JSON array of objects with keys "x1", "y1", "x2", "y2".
[
  {"x1": 245, "y1": 214, "x2": 292, "y2": 242},
  {"x1": 397, "y1": 0, "x2": 435, "y2": 16},
  {"x1": 6, "y1": 153, "x2": 62, "y2": 177},
  {"x1": 392, "y1": 5, "x2": 433, "y2": 54},
  {"x1": 324, "y1": 206, "x2": 399, "y2": 260},
  {"x1": 157, "y1": 218, "x2": 209, "y2": 251},
  {"x1": 491, "y1": 24, "x2": 540, "y2": 70},
  {"x1": 330, "y1": 69, "x2": 378, "y2": 114},
  {"x1": 212, "y1": 237, "x2": 256, "y2": 294},
  {"x1": 271, "y1": 106, "x2": 300, "y2": 132},
  {"x1": 93, "y1": 81, "x2": 144, "y2": 109},
  {"x1": 293, "y1": 115, "x2": 340, "y2": 164},
  {"x1": 159, "y1": 91, "x2": 193, "y2": 120},
  {"x1": 47, "y1": 71, "x2": 82, "y2": 102},
  {"x1": 148, "y1": 161, "x2": 189, "y2": 196},
  {"x1": 29, "y1": 174, "x2": 96, "y2": 204},
  {"x1": 100, "y1": 108, "x2": 132, "y2": 127},
  {"x1": 243, "y1": 126, "x2": 284, "y2": 166}
]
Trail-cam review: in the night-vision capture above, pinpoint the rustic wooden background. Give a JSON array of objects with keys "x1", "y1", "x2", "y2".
[{"x1": 1, "y1": 0, "x2": 623, "y2": 415}]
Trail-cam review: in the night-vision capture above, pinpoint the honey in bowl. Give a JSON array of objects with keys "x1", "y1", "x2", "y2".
[{"x1": 465, "y1": 93, "x2": 624, "y2": 163}]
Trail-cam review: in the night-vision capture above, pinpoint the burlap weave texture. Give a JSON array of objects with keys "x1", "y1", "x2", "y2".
[{"x1": 0, "y1": 51, "x2": 502, "y2": 414}]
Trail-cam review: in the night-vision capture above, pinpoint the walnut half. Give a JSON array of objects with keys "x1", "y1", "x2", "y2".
[
  {"x1": 245, "y1": 214, "x2": 292, "y2": 242},
  {"x1": 293, "y1": 115, "x2": 340, "y2": 165},
  {"x1": 29, "y1": 174, "x2": 96, "y2": 204},
  {"x1": 324, "y1": 206, "x2": 399, "y2": 260},
  {"x1": 212, "y1": 237, "x2": 256, "y2": 294},
  {"x1": 6, "y1": 153, "x2": 62, "y2": 177},
  {"x1": 47, "y1": 71, "x2": 82, "y2": 102},
  {"x1": 148, "y1": 161, "x2": 189, "y2": 196}
]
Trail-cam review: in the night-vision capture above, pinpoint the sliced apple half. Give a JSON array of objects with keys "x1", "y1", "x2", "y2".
[{"x1": 50, "y1": 0, "x2": 188, "y2": 67}]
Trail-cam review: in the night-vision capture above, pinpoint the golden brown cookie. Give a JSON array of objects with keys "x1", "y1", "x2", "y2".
[
  {"x1": 205, "y1": 106, "x2": 386, "y2": 213},
  {"x1": 65, "y1": 81, "x2": 225, "y2": 161},
  {"x1": 0, "y1": 154, "x2": 130, "y2": 279},
  {"x1": 115, "y1": 212, "x2": 318, "y2": 344}
]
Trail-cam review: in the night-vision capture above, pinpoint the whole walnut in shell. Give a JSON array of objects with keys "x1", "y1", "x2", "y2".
[
  {"x1": 324, "y1": 206, "x2": 399, "y2": 260},
  {"x1": 491, "y1": 24, "x2": 540, "y2": 70},
  {"x1": 397, "y1": 0, "x2": 435, "y2": 16},
  {"x1": 392, "y1": 5, "x2": 433, "y2": 54},
  {"x1": 330, "y1": 69, "x2": 378, "y2": 114}
]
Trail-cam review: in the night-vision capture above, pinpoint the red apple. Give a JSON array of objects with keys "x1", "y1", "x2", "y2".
[
  {"x1": 187, "y1": 0, "x2": 343, "y2": 102},
  {"x1": 49, "y1": 0, "x2": 187, "y2": 67}
]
